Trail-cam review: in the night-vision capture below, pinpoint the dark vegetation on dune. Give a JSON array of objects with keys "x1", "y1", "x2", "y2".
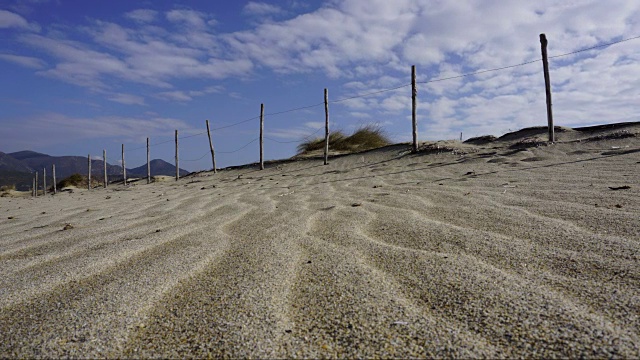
[
  {"x1": 297, "y1": 125, "x2": 392, "y2": 155},
  {"x1": 57, "y1": 173, "x2": 101, "y2": 189},
  {"x1": 57, "y1": 173, "x2": 85, "y2": 189}
]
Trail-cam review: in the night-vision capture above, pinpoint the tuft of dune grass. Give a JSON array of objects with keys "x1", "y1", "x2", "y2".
[{"x1": 297, "y1": 125, "x2": 391, "y2": 155}]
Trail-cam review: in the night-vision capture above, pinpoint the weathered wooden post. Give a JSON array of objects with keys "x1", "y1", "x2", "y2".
[
  {"x1": 147, "y1": 137, "x2": 151, "y2": 184},
  {"x1": 324, "y1": 88, "x2": 330, "y2": 165},
  {"x1": 175, "y1": 130, "x2": 179, "y2": 181},
  {"x1": 103, "y1": 150, "x2": 107, "y2": 188},
  {"x1": 35, "y1": 171, "x2": 38, "y2": 197},
  {"x1": 43, "y1": 168, "x2": 47, "y2": 195},
  {"x1": 206, "y1": 120, "x2": 216, "y2": 173},
  {"x1": 122, "y1": 144, "x2": 127, "y2": 186},
  {"x1": 88, "y1": 154, "x2": 91, "y2": 190},
  {"x1": 52, "y1": 164, "x2": 56, "y2": 194},
  {"x1": 260, "y1": 103, "x2": 265, "y2": 170},
  {"x1": 32, "y1": 176, "x2": 36, "y2": 197},
  {"x1": 411, "y1": 65, "x2": 418, "y2": 153},
  {"x1": 540, "y1": 33, "x2": 554, "y2": 142}
]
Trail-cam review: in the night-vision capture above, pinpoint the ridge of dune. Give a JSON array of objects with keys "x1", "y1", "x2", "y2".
[{"x1": 1, "y1": 123, "x2": 639, "y2": 358}]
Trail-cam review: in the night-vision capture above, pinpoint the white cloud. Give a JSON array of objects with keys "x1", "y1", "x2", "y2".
[
  {"x1": 166, "y1": 9, "x2": 213, "y2": 29},
  {"x1": 18, "y1": 20, "x2": 252, "y2": 91},
  {"x1": 35, "y1": 113, "x2": 191, "y2": 140},
  {"x1": 155, "y1": 91, "x2": 193, "y2": 102},
  {"x1": 108, "y1": 93, "x2": 146, "y2": 106},
  {"x1": 124, "y1": 9, "x2": 157, "y2": 23},
  {"x1": 155, "y1": 86, "x2": 223, "y2": 102},
  {"x1": 0, "y1": 112, "x2": 198, "y2": 150},
  {"x1": 242, "y1": 2, "x2": 286, "y2": 17},
  {"x1": 0, "y1": 9, "x2": 39, "y2": 31},
  {"x1": 5, "y1": 0, "x2": 640, "y2": 144},
  {"x1": 268, "y1": 122, "x2": 324, "y2": 140},
  {"x1": 0, "y1": 53, "x2": 46, "y2": 68},
  {"x1": 349, "y1": 112, "x2": 371, "y2": 119}
]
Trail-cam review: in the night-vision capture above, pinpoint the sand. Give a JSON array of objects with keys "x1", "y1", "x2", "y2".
[{"x1": 1, "y1": 124, "x2": 639, "y2": 358}]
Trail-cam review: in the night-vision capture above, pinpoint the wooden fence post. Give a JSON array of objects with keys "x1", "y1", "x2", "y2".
[
  {"x1": 32, "y1": 176, "x2": 36, "y2": 197},
  {"x1": 260, "y1": 103, "x2": 264, "y2": 170},
  {"x1": 122, "y1": 144, "x2": 127, "y2": 186},
  {"x1": 35, "y1": 171, "x2": 38, "y2": 197},
  {"x1": 103, "y1": 150, "x2": 107, "y2": 188},
  {"x1": 411, "y1": 65, "x2": 418, "y2": 153},
  {"x1": 175, "y1": 130, "x2": 179, "y2": 181},
  {"x1": 540, "y1": 33, "x2": 554, "y2": 142},
  {"x1": 88, "y1": 154, "x2": 91, "y2": 190},
  {"x1": 206, "y1": 120, "x2": 216, "y2": 173},
  {"x1": 43, "y1": 168, "x2": 47, "y2": 195},
  {"x1": 52, "y1": 164, "x2": 56, "y2": 194},
  {"x1": 324, "y1": 88, "x2": 329, "y2": 165},
  {"x1": 147, "y1": 138, "x2": 151, "y2": 184}
]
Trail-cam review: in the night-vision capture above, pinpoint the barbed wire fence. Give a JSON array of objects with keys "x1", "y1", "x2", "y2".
[{"x1": 30, "y1": 33, "x2": 640, "y2": 195}]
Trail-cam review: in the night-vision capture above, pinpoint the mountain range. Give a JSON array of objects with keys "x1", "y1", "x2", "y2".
[{"x1": 0, "y1": 150, "x2": 189, "y2": 191}]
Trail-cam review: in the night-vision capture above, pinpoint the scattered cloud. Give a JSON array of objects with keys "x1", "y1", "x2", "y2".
[
  {"x1": 124, "y1": 9, "x2": 157, "y2": 23},
  {"x1": 107, "y1": 93, "x2": 146, "y2": 106},
  {"x1": 242, "y1": 2, "x2": 287, "y2": 17},
  {"x1": 349, "y1": 112, "x2": 371, "y2": 119},
  {"x1": 268, "y1": 122, "x2": 323, "y2": 140},
  {"x1": 155, "y1": 91, "x2": 193, "y2": 102},
  {"x1": 166, "y1": 9, "x2": 214, "y2": 29},
  {"x1": 0, "y1": 112, "x2": 196, "y2": 148},
  {"x1": 0, "y1": 53, "x2": 46, "y2": 68},
  {"x1": 18, "y1": 20, "x2": 252, "y2": 91},
  {"x1": 155, "y1": 86, "x2": 223, "y2": 102},
  {"x1": 0, "y1": 9, "x2": 40, "y2": 31},
  {"x1": 2, "y1": 0, "x2": 640, "y2": 153}
]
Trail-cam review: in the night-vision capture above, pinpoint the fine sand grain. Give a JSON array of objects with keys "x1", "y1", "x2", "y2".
[{"x1": 1, "y1": 124, "x2": 639, "y2": 358}]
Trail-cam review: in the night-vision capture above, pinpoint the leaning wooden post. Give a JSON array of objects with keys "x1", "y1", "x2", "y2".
[
  {"x1": 35, "y1": 171, "x2": 38, "y2": 197},
  {"x1": 324, "y1": 88, "x2": 330, "y2": 165},
  {"x1": 540, "y1": 33, "x2": 554, "y2": 143},
  {"x1": 122, "y1": 144, "x2": 127, "y2": 186},
  {"x1": 146, "y1": 138, "x2": 151, "y2": 184},
  {"x1": 259, "y1": 103, "x2": 264, "y2": 170},
  {"x1": 52, "y1": 164, "x2": 56, "y2": 194},
  {"x1": 43, "y1": 168, "x2": 47, "y2": 195},
  {"x1": 103, "y1": 150, "x2": 107, "y2": 188},
  {"x1": 206, "y1": 120, "x2": 216, "y2": 173},
  {"x1": 175, "y1": 130, "x2": 179, "y2": 181},
  {"x1": 411, "y1": 65, "x2": 418, "y2": 153},
  {"x1": 88, "y1": 154, "x2": 91, "y2": 190}
]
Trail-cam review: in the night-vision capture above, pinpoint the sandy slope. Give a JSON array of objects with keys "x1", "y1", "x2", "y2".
[{"x1": 1, "y1": 125, "x2": 639, "y2": 358}]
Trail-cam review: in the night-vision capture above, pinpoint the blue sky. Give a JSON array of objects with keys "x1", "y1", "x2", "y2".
[{"x1": 1, "y1": 0, "x2": 639, "y2": 171}]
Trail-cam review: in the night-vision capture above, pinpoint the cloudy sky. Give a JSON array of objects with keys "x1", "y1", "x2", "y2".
[{"x1": 1, "y1": 0, "x2": 639, "y2": 171}]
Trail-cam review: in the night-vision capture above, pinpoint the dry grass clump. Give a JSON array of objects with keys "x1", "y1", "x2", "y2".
[
  {"x1": 0, "y1": 184, "x2": 16, "y2": 192},
  {"x1": 297, "y1": 125, "x2": 391, "y2": 155},
  {"x1": 57, "y1": 173, "x2": 84, "y2": 188},
  {"x1": 56, "y1": 173, "x2": 102, "y2": 189},
  {"x1": 0, "y1": 184, "x2": 15, "y2": 197}
]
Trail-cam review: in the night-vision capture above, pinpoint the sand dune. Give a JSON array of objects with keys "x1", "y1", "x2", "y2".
[{"x1": 1, "y1": 124, "x2": 639, "y2": 358}]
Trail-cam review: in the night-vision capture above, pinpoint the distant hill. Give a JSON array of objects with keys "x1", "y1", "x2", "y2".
[
  {"x1": 128, "y1": 159, "x2": 189, "y2": 177},
  {"x1": 7, "y1": 151, "x2": 124, "y2": 181},
  {"x1": 0, "y1": 152, "x2": 33, "y2": 173},
  {"x1": 0, "y1": 150, "x2": 189, "y2": 191},
  {"x1": 6, "y1": 150, "x2": 50, "y2": 161}
]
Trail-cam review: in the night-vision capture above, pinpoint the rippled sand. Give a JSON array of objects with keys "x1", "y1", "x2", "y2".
[{"x1": 1, "y1": 126, "x2": 639, "y2": 358}]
